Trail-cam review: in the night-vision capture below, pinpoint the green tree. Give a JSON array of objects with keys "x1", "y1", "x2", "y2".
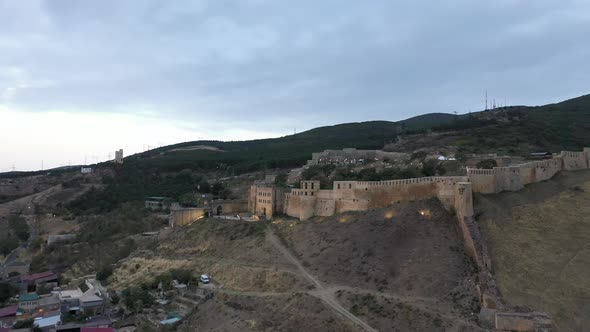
[
  {"x1": 476, "y1": 159, "x2": 498, "y2": 169},
  {"x1": 0, "y1": 235, "x2": 19, "y2": 256},
  {"x1": 0, "y1": 282, "x2": 17, "y2": 305},
  {"x1": 274, "y1": 173, "x2": 288, "y2": 187},
  {"x1": 96, "y1": 266, "x2": 114, "y2": 281},
  {"x1": 8, "y1": 215, "x2": 30, "y2": 242}
]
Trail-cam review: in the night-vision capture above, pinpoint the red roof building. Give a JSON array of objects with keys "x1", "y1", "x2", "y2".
[
  {"x1": 0, "y1": 305, "x2": 17, "y2": 318},
  {"x1": 21, "y1": 270, "x2": 57, "y2": 283}
]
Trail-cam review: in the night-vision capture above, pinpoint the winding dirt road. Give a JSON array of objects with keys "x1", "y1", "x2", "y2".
[{"x1": 265, "y1": 228, "x2": 378, "y2": 332}]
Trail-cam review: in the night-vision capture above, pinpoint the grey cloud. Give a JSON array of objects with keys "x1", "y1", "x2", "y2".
[{"x1": 1, "y1": 0, "x2": 590, "y2": 134}]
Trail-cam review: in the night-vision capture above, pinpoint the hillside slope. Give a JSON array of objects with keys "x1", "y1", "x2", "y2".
[
  {"x1": 475, "y1": 170, "x2": 590, "y2": 332},
  {"x1": 127, "y1": 94, "x2": 590, "y2": 174}
]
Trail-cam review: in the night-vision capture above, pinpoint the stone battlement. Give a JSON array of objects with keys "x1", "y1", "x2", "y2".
[{"x1": 280, "y1": 148, "x2": 589, "y2": 221}]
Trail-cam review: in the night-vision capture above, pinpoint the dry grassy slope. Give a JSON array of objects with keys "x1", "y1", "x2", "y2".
[
  {"x1": 273, "y1": 199, "x2": 482, "y2": 331},
  {"x1": 274, "y1": 200, "x2": 476, "y2": 299},
  {"x1": 475, "y1": 169, "x2": 590, "y2": 332},
  {"x1": 178, "y1": 293, "x2": 357, "y2": 332},
  {"x1": 111, "y1": 220, "x2": 310, "y2": 292}
]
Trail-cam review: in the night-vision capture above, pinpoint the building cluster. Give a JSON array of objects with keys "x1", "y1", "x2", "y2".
[
  {"x1": 307, "y1": 148, "x2": 410, "y2": 166},
  {"x1": 0, "y1": 270, "x2": 110, "y2": 331}
]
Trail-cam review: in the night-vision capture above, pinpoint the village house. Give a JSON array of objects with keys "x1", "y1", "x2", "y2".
[
  {"x1": 144, "y1": 197, "x2": 172, "y2": 210},
  {"x1": 18, "y1": 293, "x2": 40, "y2": 313},
  {"x1": 57, "y1": 286, "x2": 105, "y2": 316},
  {"x1": 0, "y1": 305, "x2": 17, "y2": 328},
  {"x1": 20, "y1": 271, "x2": 58, "y2": 293},
  {"x1": 1, "y1": 261, "x2": 29, "y2": 279},
  {"x1": 55, "y1": 316, "x2": 113, "y2": 331}
]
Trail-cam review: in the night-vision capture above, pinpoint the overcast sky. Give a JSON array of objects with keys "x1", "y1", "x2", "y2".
[{"x1": 1, "y1": 0, "x2": 590, "y2": 171}]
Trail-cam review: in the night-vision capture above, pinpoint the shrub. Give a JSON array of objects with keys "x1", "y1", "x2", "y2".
[
  {"x1": 96, "y1": 266, "x2": 114, "y2": 281},
  {"x1": 476, "y1": 159, "x2": 498, "y2": 169}
]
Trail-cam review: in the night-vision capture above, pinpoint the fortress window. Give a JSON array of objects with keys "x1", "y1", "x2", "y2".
[
  {"x1": 349, "y1": 184, "x2": 352, "y2": 189},
  {"x1": 311, "y1": 192, "x2": 314, "y2": 196},
  {"x1": 311, "y1": 183, "x2": 315, "y2": 189},
  {"x1": 305, "y1": 192, "x2": 308, "y2": 196},
  {"x1": 337, "y1": 184, "x2": 341, "y2": 189},
  {"x1": 305, "y1": 183, "x2": 308, "y2": 189}
]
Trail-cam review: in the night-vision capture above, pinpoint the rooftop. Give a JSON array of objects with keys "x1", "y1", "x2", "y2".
[
  {"x1": 19, "y1": 293, "x2": 41, "y2": 302},
  {"x1": 0, "y1": 305, "x2": 17, "y2": 318},
  {"x1": 81, "y1": 329, "x2": 115, "y2": 332},
  {"x1": 145, "y1": 196, "x2": 169, "y2": 201},
  {"x1": 21, "y1": 270, "x2": 56, "y2": 282},
  {"x1": 35, "y1": 314, "x2": 61, "y2": 328},
  {"x1": 80, "y1": 293, "x2": 104, "y2": 303},
  {"x1": 58, "y1": 289, "x2": 84, "y2": 299}
]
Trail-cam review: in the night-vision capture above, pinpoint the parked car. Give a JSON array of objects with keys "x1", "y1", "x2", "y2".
[{"x1": 200, "y1": 274, "x2": 210, "y2": 284}]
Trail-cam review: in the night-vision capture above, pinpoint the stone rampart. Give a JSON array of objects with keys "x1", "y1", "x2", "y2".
[
  {"x1": 285, "y1": 176, "x2": 468, "y2": 220},
  {"x1": 467, "y1": 148, "x2": 588, "y2": 194},
  {"x1": 170, "y1": 207, "x2": 207, "y2": 227},
  {"x1": 560, "y1": 150, "x2": 588, "y2": 171},
  {"x1": 494, "y1": 166, "x2": 524, "y2": 192}
]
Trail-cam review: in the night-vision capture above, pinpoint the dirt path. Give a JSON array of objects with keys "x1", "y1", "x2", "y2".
[{"x1": 266, "y1": 228, "x2": 378, "y2": 332}]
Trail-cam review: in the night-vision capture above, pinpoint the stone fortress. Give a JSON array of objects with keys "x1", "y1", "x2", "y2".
[
  {"x1": 248, "y1": 147, "x2": 590, "y2": 331},
  {"x1": 249, "y1": 148, "x2": 590, "y2": 221}
]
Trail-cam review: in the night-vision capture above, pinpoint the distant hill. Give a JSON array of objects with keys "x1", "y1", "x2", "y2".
[
  {"x1": 127, "y1": 113, "x2": 458, "y2": 174},
  {"x1": 125, "y1": 94, "x2": 590, "y2": 174}
]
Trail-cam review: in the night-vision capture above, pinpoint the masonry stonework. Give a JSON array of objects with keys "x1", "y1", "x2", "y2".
[{"x1": 276, "y1": 148, "x2": 590, "y2": 331}]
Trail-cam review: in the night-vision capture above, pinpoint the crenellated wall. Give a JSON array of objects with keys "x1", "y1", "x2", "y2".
[
  {"x1": 284, "y1": 176, "x2": 468, "y2": 220},
  {"x1": 467, "y1": 148, "x2": 588, "y2": 195},
  {"x1": 560, "y1": 151, "x2": 588, "y2": 171},
  {"x1": 284, "y1": 148, "x2": 589, "y2": 220},
  {"x1": 494, "y1": 166, "x2": 524, "y2": 192}
]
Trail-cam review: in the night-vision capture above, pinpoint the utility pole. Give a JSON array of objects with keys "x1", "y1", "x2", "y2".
[{"x1": 485, "y1": 90, "x2": 488, "y2": 111}]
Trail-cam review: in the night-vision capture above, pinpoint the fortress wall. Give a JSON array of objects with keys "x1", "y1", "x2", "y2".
[
  {"x1": 585, "y1": 148, "x2": 590, "y2": 168},
  {"x1": 216, "y1": 200, "x2": 248, "y2": 214},
  {"x1": 248, "y1": 185, "x2": 257, "y2": 213},
  {"x1": 561, "y1": 151, "x2": 588, "y2": 171},
  {"x1": 454, "y1": 182, "x2": 474, "y2": 220},
  {"x1": 453, "y1": 183, "x2": 481, "y2": 267},
  {"x1": 494, "y1": 166, "x2": 524, "y2": 192},
  {"x1": 315, "y1": 198, "x2": 336, "y2": 216},
  {"x1": 332, "y1": 181, "x2": 358, "y2": 200},
  {"x1": 467, "y1": 168, "x2": 496, "y2": 193},
  {"x1": 284, "y1": 193, "x2": 316, "y2": 220},
  {"x1": 537, "y1": 158, "x2": 562, "y2": 181},
  {"x1": 435, "y1": 176, "x2": 469, "y2": 209},
  {"x1": 518, "y1": 163, "x2": 537, "y2": 185},
  {"x1": 352, "y1": 178, "x2": 438, "y2": 210},
  {"x1": 255, "y1": 187, "x2": 275, "y2": 217},
  {"x1": 314, "y1": 190, "x2": 336, "y2": 216},
  {"x1": 171, "y1": 208, "x2": 207, "y2": 227}
]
